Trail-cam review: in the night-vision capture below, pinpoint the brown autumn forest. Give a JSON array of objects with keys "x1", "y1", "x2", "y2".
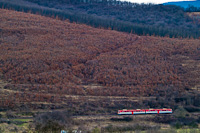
[{"x1": 0, "y1": 8, "x2": 200, "y2": 113}]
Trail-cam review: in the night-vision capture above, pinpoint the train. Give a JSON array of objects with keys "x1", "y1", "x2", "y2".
[{"x1": 118, "y1": 108, "x2": 172, "y2": 115}]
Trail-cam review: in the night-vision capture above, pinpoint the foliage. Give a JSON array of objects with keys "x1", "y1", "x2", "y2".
[
  {"x1": 172, "y1": 122, "x2": 184, "y2": 129},
  {"x1": 34, "y1": 111, "x2": 72, "y2": 133},
  {"x1": 186, "y1": 5, "x2": 200, "y2": 12},
  {"x1": 152, "y1": 115, "x2": 199, "y2": 129},
  {"x1": 6, "y1": 111, "x2": 17, "y2": 119},
  {"x1": 174, "y1": 106, "x2": 189, "y2": 118},
  {"x1": 0, "y1": 0, "x2": 200, "y2": 38},
  {"x1": 110, "y1": 117, "x2": 133, "y2": 122},
  {"x1": 92, "y1": 127, "x2": 101, "y2": 133},
  {"x1": 0, "y1": 9, "x2": 200, "y2": 111},
  {"x1": 184, "y1": 106, "x2": 200, "y2": 112},
  {"x1": 103, "y1": 124, "x2": 160, "y2": 132},
  {"x1": 0, "y1": 127, "x2": 5, "y2": 133}
]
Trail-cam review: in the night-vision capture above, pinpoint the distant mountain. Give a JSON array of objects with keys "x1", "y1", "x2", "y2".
[{"x1": 163, "y1": 0, "x2": 200, "y2": 8}]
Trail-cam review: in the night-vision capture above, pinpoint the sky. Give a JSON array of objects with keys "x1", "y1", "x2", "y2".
[{"x1": 120, "y1": 0, "x2": 196, "y2": 4}]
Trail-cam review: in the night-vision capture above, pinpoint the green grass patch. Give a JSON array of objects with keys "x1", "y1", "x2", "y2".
[
  {"x1": 0, "y1": 112, "x2": 6, "y2": 118},
  {"x1": 10, "y1": 119, "x2": 32, "y2": 127},
  {"x1": 158, "y1": 128, "x2": 199, "y2": 133},
  {"x1": 16, "y1": 112, "x2": 34, "y2": 116},
  {"x1": 17, "y1": 123, "x2": 29, "y2": 127},
  {"x1": 12, "y1": 119, "x2": 32, "y2": 122},
  {"x1": 177, "y1": 128, "x2": 200, "y2": 133}
]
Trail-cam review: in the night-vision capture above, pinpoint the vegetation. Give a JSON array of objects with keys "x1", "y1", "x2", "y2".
[
  {"x1": 0, "y1": 9, "x2": 200, "y2": 111},
  {"x1": 186, "y1": 5, "x2": 200, "y2": 12},
  {"x1": 0, "y1": 0, "x2": 200, "y2": 38},
  {"x1": 103, "y1": 124, "x2": 160, "y2": 132},
  {"x1": 34, "y1": 111, "x2": 72, "y2": 133},
  {"x1": 110, "y1": 117, "x2": 133, "y2": 122},
  {"x1": 0, "y1": 7, "x2": 199, "y2": 133}
]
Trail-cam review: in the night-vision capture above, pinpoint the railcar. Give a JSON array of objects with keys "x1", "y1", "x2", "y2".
[{"x1": 118, "y1": 108, "x2": 172, "y2": 115}]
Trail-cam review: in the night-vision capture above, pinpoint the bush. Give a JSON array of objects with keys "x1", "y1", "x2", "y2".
[
  {"x1": 34, "y1": 111, "x2": 72, "y2": 133},
  {"x1": 6, "y1": 111, "x2": 16, "y2": 118},
  {"x1": 170, "y1": 117, "x2": 198, "y2": 129},
  {"x1": 35, "y1": 120, "x2": 64, "y2": 133},
  {"x1": 103, "y1": 124, "x2": 160, "y2": 132},
  {"x1": 110, "y1": 117, "x2": 133, "y2": 122},
  {"x1": 173, "y1": 106, "x2": 189, "y2": 118},
  {"x1": 188, "y1": 122, "x2": 198, "y2": 128},
  {"x1": 184, "y1": 106, "x2": 200, "y2": 112},
  {"x1": 0, "y1": 127, "x2": 5, "y2": 133},
  {"x1": 151, "y1": 115, "x2": 176, "y2": 124},
  {"x1": 92, "y1": 127, "x2": 101, "y2": 133},
  {"x1": 172, "y1": 122, "x2": 184, "y2": 129},
  {"x1": 197, "y1": 116, "x2": 200, "y2": 123}
]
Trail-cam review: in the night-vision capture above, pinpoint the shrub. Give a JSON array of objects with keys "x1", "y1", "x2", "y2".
[
  {"x1": 184, "y1": 106, "x2": 200, "y2": 112},
  {"x1": 103, "y1": 124, "x2": 160, "y2": 132},
  {"x1": 173, "y1": 106, "x2": 189, "y2": 118},
  {"x1": 151, "y1": 115, "x2": 176, "y2": 124},
  {"x1": 188, "y1": 122, "x2": 198, "y2": 128},
  {"x1": 172, "y1": 122, "x2": 184, "y2": 129},
  {"x1": 0, "y1": 127, "x2": 5, "y2": 133},
  {"x1": 6, "y1": 111, "x2": 16, "y2": 118},
  {"x1": 34, "y1": 111, "x2": 72, "y2": 133},
  {"x1": 110, "y1": 117, "x2": 133, "y2": 122},
  {"x1": 92, "y1": 127, "x2": 101, "y2": 133}
]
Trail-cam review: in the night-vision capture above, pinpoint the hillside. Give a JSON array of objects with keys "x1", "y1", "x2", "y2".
[
  {"x1": 0, "y1": 7, "x2": 200, "y2": 132},
  {"x1": 0, "y1": 9, "x2": 200, "y2": 112},
  {"x1": 24, "y1": 0, "x2": 200, "y2": 37},
  {"x1": 1, "y1": 0, "x2": 200, "y2": 38}
]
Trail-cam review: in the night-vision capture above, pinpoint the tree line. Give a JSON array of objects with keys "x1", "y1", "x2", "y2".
[
  {"x1": 185, "y1": 5, "x2": 200, "y2": 12},
  {"x1": 1, "y1": 0, "x2": 200, "y2": 38}
]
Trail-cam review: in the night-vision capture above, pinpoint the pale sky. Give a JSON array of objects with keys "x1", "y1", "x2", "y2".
[{"x1": 120, "y1": 0, "x2": 196, "y2": 4}]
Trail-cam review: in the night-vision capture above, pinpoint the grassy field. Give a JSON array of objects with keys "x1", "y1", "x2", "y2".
[{"x1": 0, "y1": 113, "x2": 199, "y2": 132}]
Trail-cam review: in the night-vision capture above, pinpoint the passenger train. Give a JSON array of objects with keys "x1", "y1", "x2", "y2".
[{"x1": 118, "y1": 108, "x2": 172, "y2": 115}]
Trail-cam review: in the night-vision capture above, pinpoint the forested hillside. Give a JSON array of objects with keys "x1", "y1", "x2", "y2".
[
  {"x1": 26, "y1": 0, "x2": 200, "y2": 37},
  {"x1": 0, "y1": 9, "x2": 200, "y2": 111},
  {"x1": 1, "y1": 0, "x2": 200, "y2": 38}
]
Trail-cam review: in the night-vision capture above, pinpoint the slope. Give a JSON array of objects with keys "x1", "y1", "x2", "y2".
[
  {"x1": 0, "y1": 9, "x2": 200, "y2": 111},
  {"x1": 1, "y1": 0, "x2": 200, "y2": 38}
]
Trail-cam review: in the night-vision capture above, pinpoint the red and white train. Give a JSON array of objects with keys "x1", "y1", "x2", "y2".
[{"x1": 118, "y1": 108, "x2": 172, "y2": 115}]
